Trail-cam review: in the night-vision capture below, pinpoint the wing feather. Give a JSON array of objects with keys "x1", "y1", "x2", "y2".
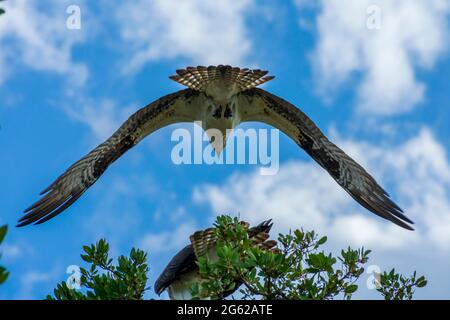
[
  {"x1": 18, "y1": 89, "x2": 203, "y2": 226},
  {"x1": 239, "y1": 88, "x2": 413, "y2": 230},
  {"x1": 154, "y1": 245, "x2": 197, "y2": 295}
]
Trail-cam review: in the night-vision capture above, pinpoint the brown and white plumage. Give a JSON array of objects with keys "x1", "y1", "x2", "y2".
[
  {"x1": 237, "y1": 89, "x2": 413, "y2": 230},
  {"x1": 154, "y1": 219, "x2": 277, "y2": 300},
  {"x1": 19, "y1": 65, "x2": 413, "y2": 230},
  {"x1": 170, "y1": 65, "x2": 274, "y2": 91}
]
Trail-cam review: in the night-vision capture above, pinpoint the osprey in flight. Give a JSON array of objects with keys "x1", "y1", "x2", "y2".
[
  {"x1": 155, "y1": 219, "x2": 277, "y2": 300},
  {"x1": 18, "y1": 65, "x2": 413, "y2": 230}
]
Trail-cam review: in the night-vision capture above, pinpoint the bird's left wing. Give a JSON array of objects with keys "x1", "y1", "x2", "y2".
[
  {"x1": 18, "y1": 89, "x2": 205, "y2": 226},
  {"x1": 238, "y1": 88, "x2": 413, "y2": 230}
]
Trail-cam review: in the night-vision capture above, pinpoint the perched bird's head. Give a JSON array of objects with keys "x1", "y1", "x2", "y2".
[{"x1": 170, "y1": 65, "x2": 274, "y2": 154}]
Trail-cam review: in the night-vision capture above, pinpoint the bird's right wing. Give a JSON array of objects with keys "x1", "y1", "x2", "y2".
[
  {"x1": 238, "y1": 88, "x2": 413, "y2": 230},
  {"x1": 19, "y1": 89, "x2": 206, "y2": 226}
]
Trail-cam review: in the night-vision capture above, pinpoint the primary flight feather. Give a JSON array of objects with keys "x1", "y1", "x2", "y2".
[{"x1": 18, "y1": 65, "x2": 413, "y2": 230}]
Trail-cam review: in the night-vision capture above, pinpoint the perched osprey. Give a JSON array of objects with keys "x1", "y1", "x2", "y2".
[
  {"x1": 18, "y1": 65, "x2": 413, "y2": 230},
  {"x1": 154, "y1": 219, "x2": 277, "y2": 300}
]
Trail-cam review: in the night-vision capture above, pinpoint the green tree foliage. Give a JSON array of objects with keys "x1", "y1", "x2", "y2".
[
  {"x1": 377, "y1": 269, "x2": 427, "y2": 300},
  {"x1": 193, "y1": 216, "x2": 426, "y2": 300},
  {"x1": 0, "y1": 225, "x2": 9, "y2": 285},
  {"x1": 48, "y1": 239, "x2": 149, "y2": 300},
  {"x1": 48, "y1": 216, "x2": 427, "y2": 300},
  {"x1": 193, "y1": 216, "x2": 371, "y2": 299},
  {"x1": 0, "y1": 0, "x2": 6, "y2": 16}
]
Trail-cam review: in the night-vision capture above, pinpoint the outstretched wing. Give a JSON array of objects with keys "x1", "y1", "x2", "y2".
[
  {"x1": 18, "y1": 89, "x2": 204, "y2": 227},
  {"x1": 238, "y1": 88, "x2": 414, "y2": 230}
]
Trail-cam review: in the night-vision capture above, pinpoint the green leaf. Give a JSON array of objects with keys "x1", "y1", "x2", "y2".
[
  {"x1": 417, "y1": 278, "x2": 427, "y2": 288},
  {"x1": 317, "y1": 236, "x2": 327, "y2": 246},
  {"x1": 344, "y1": 284, "x2": 358, "y2": 294},
  {"x1": 0, "y1": 225, "x2": 7, "y2": 243},
  {"x1": 0, "y1": 268, "x2": 9, "y2": 284}
]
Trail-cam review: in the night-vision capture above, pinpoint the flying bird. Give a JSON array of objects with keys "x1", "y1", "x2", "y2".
[
  {"x1": 154, "y1": 219, "x2": 277, "y2": 300},
  {"x1": 18, "y1": 65, "x2": 413, "y2": 230}
]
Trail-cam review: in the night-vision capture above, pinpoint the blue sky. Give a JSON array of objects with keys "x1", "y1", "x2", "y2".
[{"x1": 1, "y1": 0, "x2": 450, "y2": 299}]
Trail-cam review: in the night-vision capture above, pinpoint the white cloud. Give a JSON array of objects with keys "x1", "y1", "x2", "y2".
[
  {"x1": 62, "y1": 97, "x2": 135, "y2": 141},
  {"x1": 80, "y1": 171, "x2": 193, "y2": 254},
  {"x1": 1, "y1": 244, "x2": 21, "y2": 261},
  {"x1": 18, "y1": 271, "x2": 54, "y2": 299},
  {"x1": 0, "y1": 0, "x2": 88, "y2": 86},
  {"x1": 115, "y1": 0, "x2": 253, "y2": 74},
  {"x1": 299, "y1": 0, "x2": 450, "y2": 115},
  {"x1": 194, "y1": 128, "x2": 450, "y2": 251},
  {"x1": 140, "y1": 222, "x2": 197, "y2": 254},
  {"x1": 81, "y1": 173, "x2": 159, "y2": 240}
]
